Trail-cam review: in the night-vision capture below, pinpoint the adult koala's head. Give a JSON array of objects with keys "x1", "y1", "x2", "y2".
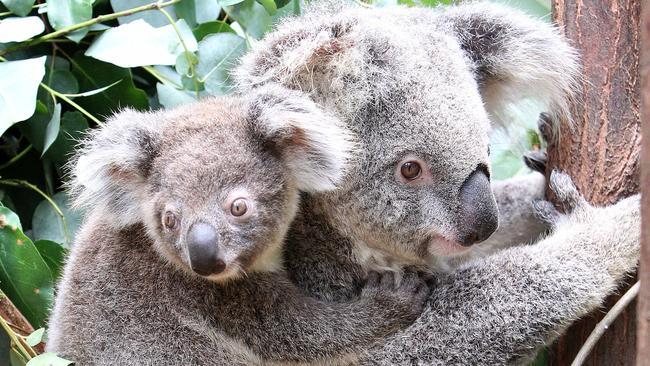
[
  {"x1": 69, "y1": 85, "x2": 352, "y2": 281},
  {"x1": 235, "y1": 2, "x2": 578, "y2": 263}
]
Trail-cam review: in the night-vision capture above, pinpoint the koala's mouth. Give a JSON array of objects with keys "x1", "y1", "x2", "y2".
[{"x1": 426, "y1": 235, "x2": 471, "y2": 257}]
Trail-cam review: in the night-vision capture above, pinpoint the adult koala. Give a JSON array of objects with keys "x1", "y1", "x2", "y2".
[{"x1": 234, "y1": 1, "x2": 640, "y2": 365}]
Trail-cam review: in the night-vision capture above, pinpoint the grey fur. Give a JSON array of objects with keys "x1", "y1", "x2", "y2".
[
  {"x1": 47, "y1": 86, "x2": 431, "y2": 365},
  {"x1": 233, "y1": 2, "x2": 640, "y2": 364}
]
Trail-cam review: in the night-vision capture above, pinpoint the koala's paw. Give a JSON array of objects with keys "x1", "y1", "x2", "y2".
[
  {"x1": 534, "y1": 171, "x2": 641, "y2": 279},
  {"x1": 362, "y1": 269, "x2": 432, "y2": 325},
  {"x1": 523, "y1": 113, "x2": 553, "y2": 174}
]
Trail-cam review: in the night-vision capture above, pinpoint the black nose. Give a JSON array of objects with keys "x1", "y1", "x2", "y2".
[
  {"x1": 456, "y1": 166, "x2": 499, "y2": 246},
  {"x1": 187, "y1": 222, "x2": 226, "y2": 276}
]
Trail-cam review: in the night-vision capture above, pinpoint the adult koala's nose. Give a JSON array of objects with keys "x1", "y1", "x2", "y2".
[
  {"x1": 187, "y1": 222, "x2": 226, "y2": 276},
  {"x1": 456, "y1": 167, "x2": 499, "y2": 246}
]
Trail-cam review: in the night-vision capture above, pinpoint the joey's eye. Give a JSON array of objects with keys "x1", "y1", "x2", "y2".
[
  {"x1": 162, "y1": 211, "x2": 179, "y2": 230},
  {"x1": 230, "y1": 198, "x2": 248, "y2": 217},
  {"x1": 400, "y1": 161, "x2": 421, "y2": 180}
]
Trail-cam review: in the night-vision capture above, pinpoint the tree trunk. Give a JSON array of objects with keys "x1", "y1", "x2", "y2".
[
  {"x1": 638, "y1": 1, "x2": 650, "y2": 364},
  {"x1": 547, "y1": 0, "x2": 641, "y2": 365}
]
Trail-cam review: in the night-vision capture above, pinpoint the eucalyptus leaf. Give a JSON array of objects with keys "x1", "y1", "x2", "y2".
[
  {"x1": 0, "y1": 16, "x2": 44, "y2": 43},
  {"x1": 25, "y1": 353, "x2": 73, "y2": 366},
  {"x1": 156, "y1": 83, "x2": 196, "y2": 109},
  {"x1": 0, "y1": 207, "x2": 53, "y2": 328},
  {"x1": 25, "y1": 328, "x2": 45, "y2": 347},
  {"x1": 45, "y1": 0, "x2": 93, "y2": 43},
  {"x1": 0, "y1": 56, "x2": 46, "y2": 136},
  {"x1": 32, "y1": 192, "x2": 82, "y2": 248},
  {"x1": 61, "y1": 80, "x2": 120, "y2": 97},
  {"x1": 85, "y1": 19, "x2": 198, "y2": 67},
  {"x1": 34, "y1": 240, "x2": 67, "y2": 280},
  {"x1": 9, "y1": 348, "x2": 28, "y2": 366},
  {"x1": 44, "y1": 111, "x2": 89, "y2": 163},
  {"x1": 0, "y1": 0, "x2": 35, "y2": 17},
  {"x1": 111, "y1": 0, "x2": 177, "y2": 27},
  {"x1": 17, "y1": 101, "x2": 50, "y2": 153},
  {"x1": 256, "y1": 0, "x2": 276, "y2": 15},
  {"x1": 227, "y1": 0, "x2": 271, "y2": 39},
  {"x1": 47, "y1": 70, "x2": 79, "y2": 95},
  {"x1": 196, "y1": 32, "x2": 246, "y2": 95},
  {"x1": 71, "y1": 53, "x2": 148, "y2": 117},
  {"x1": 42, "y1": 103, "x2": 61, "y2": 156},
  {"x1": 193, "y1": 21, "x2": 235, "y2": 41}
]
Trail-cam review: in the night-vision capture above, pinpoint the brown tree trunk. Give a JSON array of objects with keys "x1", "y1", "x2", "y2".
[
  {"x1": 547, "y1": 0, "x2": 641, "y2": 365},
  {"x1": 638, "y1": 1, "x2": 650, "y2": 364}
]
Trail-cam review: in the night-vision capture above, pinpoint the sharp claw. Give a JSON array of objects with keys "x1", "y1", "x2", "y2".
[
  {"x1": 523, "y1": 151, "x2": 547, "y2": 174},
  {"x1": 549, "y1": 170, "x2": 585, "y2": 212},
  {"x1": 538, "y1": 112, "x2": 554, "y2": 143}
]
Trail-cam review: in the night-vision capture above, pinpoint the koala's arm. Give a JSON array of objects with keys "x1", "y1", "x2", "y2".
[
  {"x1": 361, "y1": 173, "x2": 640, "y2": 366},
  {"x1": 228, "y1": 269, "x2": 429, "y2": 363},
  {"x1": 482, "y1": 173, "x2": 548, "y2": 249}
]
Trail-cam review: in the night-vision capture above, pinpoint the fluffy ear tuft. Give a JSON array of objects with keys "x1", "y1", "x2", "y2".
[
  {"x1": 67, "y1": 109, "x2": 164, "y2": 227},
  {"x1": 247, "y1": 84, "x2": 356, "y2": 192},
  {"x1": 442, "y1": 2, "x2": 580, "y2": 130}
]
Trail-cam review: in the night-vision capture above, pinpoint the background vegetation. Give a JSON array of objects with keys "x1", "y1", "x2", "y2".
[{"x1": 0, "y1": 0, "x2": 549, "y2": 364}]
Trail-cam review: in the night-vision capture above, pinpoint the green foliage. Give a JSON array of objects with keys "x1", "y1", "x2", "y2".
[{"x1": 0, "y1": 0, "x2": 550, "y2": 364}]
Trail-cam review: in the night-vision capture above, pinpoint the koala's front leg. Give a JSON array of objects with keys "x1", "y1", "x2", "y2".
[{"x1": 361, "y1": 172, "x2": 640, "y2": 366}]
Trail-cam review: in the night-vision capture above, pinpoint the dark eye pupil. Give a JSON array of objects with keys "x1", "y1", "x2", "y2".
[
  {"x1": 231, "y1": 199, "x2": 248, "y2": 216},
  {"x1": 401, "y1": 162, "x2": 421, "y2": 179},
  {"x1": 163, "y1": 212, "x2": 177, "y2": 229}
]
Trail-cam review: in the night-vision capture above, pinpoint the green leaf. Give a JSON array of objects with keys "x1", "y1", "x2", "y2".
[
  {"x1": 17, "y1": 101, "x2": 50, "y2": 153},
  {"x1": 0, "y1": 16, "x2": 44, "y2": 43},
  {"x1": 45, "y1": 0, "x2": 93, "y2": 43},
  {"x1": 256, "y1": 0, "x2": 276, "y2": 15},
  {"x1": 0, "y1": 0, "x2": 35, "y2": 17},
  {"x1": 47, "y1": 70, "x2": 79, "y2": 95},
  {"x1": 218, "y1": 0, "x2": 245, "y2": 5},
  {"x1": 0, "y1": 56, "x2": 46, "y2": 136},
  {"x1": 0, "y1": 207, "x2": 53, "y2": 328},
  {"x1": 156, "y1": 83, "x2": 196, "y2": 109},
  {"x1": 193, "y1": 20, "x2": 235, "y2": 41},
  {"x1": 70, "y1": 52, "x2": 148, "y2": 117},
  {"x1": 274, "y1": 0, "x2": 290, "y2": 8},
  {"x1": 25, "y1": 328, "x2": 45, "y2": 347},
  {"x1": 26, "y1": 353, "x2": 73, "y2": 366},
  {"x1": 175, "y1": 51, "x2": 198, "y2": 77},
  {"x1": 34, "y1": 240, "x2": 67, "y2": 281},
  {"x1": 85, "y1": 19, "x2": 198, "y2": 67},
  {"x1": 43, "y1": 111, "x2": 88, "y2": 163},
  {"x1": 9, "y1": 348, "x2": 28, "y2": 366},
  {"x1": 59, "y1": 80, "x2": 120, "y2": 98},
  {"x1": 196, "y1": 32, "x2": 247, "y2": 95},
  {"x1": 227, "y1": 0, "x2": 271, "y2": 39},
  {"x1": 32, "y1": 192, "x2": 82, "y2": 248},
  {"x1": 42, "y1": 103, "x2": 61, "y2": 156},
  {"x1": 111, "y1": 0, "x2": 177, "y2": 27}
]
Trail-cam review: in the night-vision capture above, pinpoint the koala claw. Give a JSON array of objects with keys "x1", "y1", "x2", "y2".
[{"x1": 362, "y1": 270, "x2": 432, "y2": 324}]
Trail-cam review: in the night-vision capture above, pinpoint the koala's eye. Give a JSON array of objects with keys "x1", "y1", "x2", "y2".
[
  {"x1": 400, "y1": 161, "x2": 421, "y2": 180},
  {"x1": 162, "y1": 211, "x2": 179, "y2": 230},
  {"x1": 230, "y1": 198, "x2": 248, "y2": 217}
]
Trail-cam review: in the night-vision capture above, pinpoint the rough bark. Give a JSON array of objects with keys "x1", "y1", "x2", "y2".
[
  {"x1": 547, "y1": 0, "x2": 641, "y2": 365},
  {"x1": 638, "y1": 1, "x2": 650, "y2": 364}
]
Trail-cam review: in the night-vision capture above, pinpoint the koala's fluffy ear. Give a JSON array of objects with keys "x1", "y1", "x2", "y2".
[
  {"x1": 68, "y1": 109, "x2": 164, "y2": 227},
  {"x1": 247, "y1": 85, "x2": 354, "y2": 192},
  {"x1": 442, "y1": 3, "x2": 580, "y2": 125}
]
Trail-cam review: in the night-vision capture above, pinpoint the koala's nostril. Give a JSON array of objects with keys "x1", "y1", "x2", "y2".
[
  {"x1": 187, "y1": 222, "x2": 224, "y2": 276},
  {"x1": 457, "y1": 166, "x2": 499, "y2": 246}
]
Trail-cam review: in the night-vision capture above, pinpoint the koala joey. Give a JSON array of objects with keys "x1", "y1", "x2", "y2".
[
  {"x1": 46, "y1": 85, "x2": 431, "y2": 365},
  {"x1": 234, "y1": 2, "x2": 641, "y2": 364}
]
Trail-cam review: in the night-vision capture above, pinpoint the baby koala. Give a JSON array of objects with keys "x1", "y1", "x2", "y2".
[{"x1": 46, "y1": 84, "x2": 430, "y2": 366}]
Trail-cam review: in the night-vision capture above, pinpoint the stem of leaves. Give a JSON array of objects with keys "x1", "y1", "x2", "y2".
[{"x1": 157, "y1": 7, "x2": 200, "y2": 97}]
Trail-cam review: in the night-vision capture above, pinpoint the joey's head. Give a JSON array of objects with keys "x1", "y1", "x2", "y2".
[
  {"x1": 69, "y1": 85, "x2": 352, "y2": 282},
  {"x1": 235, "y1": 3, "x2": 578, "y2": 263}
]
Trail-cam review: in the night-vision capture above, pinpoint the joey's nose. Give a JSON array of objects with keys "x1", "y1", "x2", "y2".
[
  {"x1": 457, "y1": 167, "x2": 499, "y2": 246},
  {"x1": 187, "y1": 222, "x2": 226, "y2": 276}
]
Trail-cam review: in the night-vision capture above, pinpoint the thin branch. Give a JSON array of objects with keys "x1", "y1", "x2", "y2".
[
  {"x1": 0, "y1": 0, "x2": 182, "y2": 56},
  {"x1": 0, "y1": 145, "x2": 32, "y2": 170},
  {"x1": 40, "y1": 83, "x2": 104, "y2": 126},
  {"x1": 571, "y1": 281, "x2": 641, "y2": 366},
  {"x1": 157, "y1": 6, "x2": 200, "y2": 97}
]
